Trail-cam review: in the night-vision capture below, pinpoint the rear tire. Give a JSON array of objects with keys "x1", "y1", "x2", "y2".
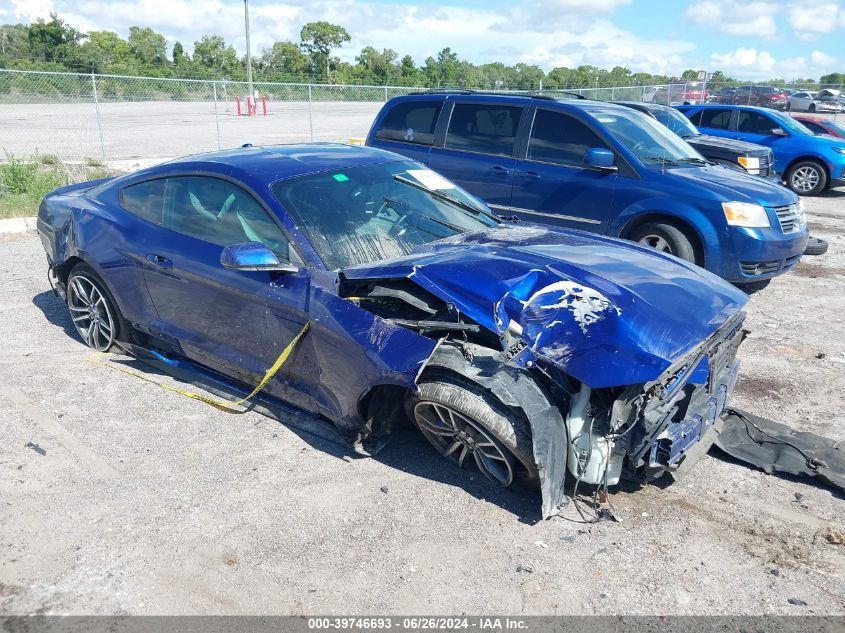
[
  {"x1": 408, "y1": 372, "x2": 539, "y2": 488},
  {"x1": 629, "y1": 221, "x2": 697, "y2": 263},
  {"x1": 66, "y1": 262, "x2": 125, "y2": 352},
  {"x1": 809, "y1": 103, "x2": 816, "y2": 112},
  {"x1": 786, "y1": 160, "x2": 827, "y2": 196}
]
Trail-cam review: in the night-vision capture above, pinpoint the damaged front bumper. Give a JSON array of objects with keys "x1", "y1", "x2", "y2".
[{"x1": 422, "y1": 311, "x2": 746, "y2": 519}]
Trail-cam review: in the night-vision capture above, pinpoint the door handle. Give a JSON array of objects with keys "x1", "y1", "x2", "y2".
[
  {"x1": 519, "y1": 171, "x2": 541, "y2": 181},
  {"x1": 487, "y1": 166, "x2": 511, "y2": 177},
  {"x1": 146, "y1": 253, "x2": 173, "y2": 269}
]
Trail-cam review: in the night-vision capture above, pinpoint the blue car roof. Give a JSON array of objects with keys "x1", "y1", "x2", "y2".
[{"x1": 157, "y1": 143, "x2": 402, "y2": 182}]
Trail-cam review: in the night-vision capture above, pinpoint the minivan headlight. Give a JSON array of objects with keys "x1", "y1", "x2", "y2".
[
  {"x1": 737, "y1": 156, "x2": 760, "y2": 171},
  {"x1": 722, "y1": 202, "x2": 770, "y2": 228},
  {"x1": 796, "y1": 200, "x2": 806, "y2": 224}
]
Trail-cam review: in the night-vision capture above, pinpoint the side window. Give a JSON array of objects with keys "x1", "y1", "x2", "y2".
[
  {"x1": 685, "y1": 110, "x2": 703, "y2": 126},
  {"x1": 445, "y1": 103, "x2": 524, "y2": 156},
  {"x1": 374, "y1": 100, "x2": 443, "y2": 146},
  {"x1": 699, "y1": 109, "x2": 732, "y2": 129},
  {"x1": 121, "y1": 179, "x2": 165, "y2": 224},
  {"x1": 527, "y1": 109, "x2": 609, "y2": 167},
  {"x1": 801, "y1": 120, "x2": 825, "y2": 134},
  {"x1": 161, "y1": 176, "x2": 291, "y2": 259},
  {"x1": 737, "y1": 111, "x2": 782, "y2": 135}
]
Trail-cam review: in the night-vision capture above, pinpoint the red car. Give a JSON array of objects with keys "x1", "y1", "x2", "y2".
[
  {"x1": 653, "y1": 81, "x2": 710, "y2": 105},
  {"x1": 731, "y1": 85, "x2": 788, "y2": 110},
  {"x1": 792, "y1": 114, "x2": 845, "y2": 138}
]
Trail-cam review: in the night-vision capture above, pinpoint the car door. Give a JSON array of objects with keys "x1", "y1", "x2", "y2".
[
  {"x1": 133, "y1": 174, "x2": 317, "y2": 412},
  {"x1": 690, "y1": 107, "x2": 736, "y2": 140},
  {"x1": 506, "y1": 107, "x2": 617, "y2": 232},
  {"x1": 791, "y1": 92, "x2": 812, "y2": 111},
  {"x1": 426, "y1": 100, "x2": 525, "y2": 208}
]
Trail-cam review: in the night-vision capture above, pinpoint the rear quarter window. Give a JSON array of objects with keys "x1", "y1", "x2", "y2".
[
  {"x1": 374, "y1": 100, "x2": 443, "y2": 146},
  {"x1": 121, "y1": 179, "x2": 165, "y2": 224}
]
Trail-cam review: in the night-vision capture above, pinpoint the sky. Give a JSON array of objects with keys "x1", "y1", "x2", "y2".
[{"x1": 1, "y1": 0, "x2": 844, "y2": 79}]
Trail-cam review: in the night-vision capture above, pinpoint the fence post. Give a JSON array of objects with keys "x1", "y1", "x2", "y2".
[
  {"x1": 307, "y1": 84, "x2": 314, "y2": 142},
  {"x1": 91, "y1": 72, "x2": 106, "y2": 162},
  {"x1": 384, "y1": 85, "x2": 388, "y2": 102},
  {"x1": 212, "y1": 80, "x2": 221, "y2": 150},
  {"x1": 641, "y1": 85, "x2": 646, "y2": 102},
  {"x1": 611, "y1": 87, "x2": 616, "y2": 100}
]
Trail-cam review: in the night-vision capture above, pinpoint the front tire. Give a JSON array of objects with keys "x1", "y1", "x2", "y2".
[
  {"x1": 629, "y1": 221, "x2": 697, "y2": 263},
  {"x1": 66, "y1": 263, "x2": 123, "y2": 352},
  {"x1": 786, "y1": 160, "x2": 827, "y2": 196},
  {"x1": 409, "y1": 373, "x2": 539, "y2": 488}
]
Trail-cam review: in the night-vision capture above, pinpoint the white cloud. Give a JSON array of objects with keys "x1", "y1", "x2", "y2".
[
  {"x1": 788, "y1": 2, "x2": 845, "y2": 39},
  {"x1": 686, "y1": 0, "x2": 778, "y2": 37},
  {"x1": 708, "y1": 47, "x2": 839, "y2": 79}
]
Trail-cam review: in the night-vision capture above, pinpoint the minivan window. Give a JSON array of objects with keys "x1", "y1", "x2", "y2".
[
  {"x1": 699, "y1": 109, "x2": 733, "y2": 129},
  {"x1": 445, "y1": 103, "x2": 523, "y2": 157},
  {"x1": 527, "y1": 109, "x2": 609, "y2": 167},
  {"x1": 374, "y1": 100, "x2": 442, "y2": 146}
]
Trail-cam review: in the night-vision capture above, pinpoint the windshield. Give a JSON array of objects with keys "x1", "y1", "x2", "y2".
[
  {"x1": 652, "y1": 108, "x2": 700, "y2": 138},
  {"x1": 768, "y1": 111, "x2": 815, "y2": 135},
  {"x1": 272, "y1": 161, "x2": 498, "y2": 269},
  {"x1": 595, "y1": 108, "x2": 704, "y2": 165}
]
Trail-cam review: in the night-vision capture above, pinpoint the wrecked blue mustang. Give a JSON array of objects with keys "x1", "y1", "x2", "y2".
[{"x1": 37, "y1": 144, "x2": 748, "y2": 517}]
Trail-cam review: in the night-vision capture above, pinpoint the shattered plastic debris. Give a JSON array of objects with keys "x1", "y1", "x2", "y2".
[
  {"x1": 24, "y1": 442, "x2": 46, "y2": 456},
  {"x1": 715, "y1": 408, "x2": 845, "y2": 493}
]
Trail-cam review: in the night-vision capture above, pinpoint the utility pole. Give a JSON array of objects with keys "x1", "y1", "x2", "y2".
[{"x1": 244, "y1": 0, "x2": 254, "y2": 99}]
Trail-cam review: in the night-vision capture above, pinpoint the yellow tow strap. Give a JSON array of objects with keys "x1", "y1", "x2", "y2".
[{"x1": 87, "y1": 321, "x2": 311, "y2": 414}]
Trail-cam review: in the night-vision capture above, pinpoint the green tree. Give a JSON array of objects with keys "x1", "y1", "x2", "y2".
[
  {"x1": 354, "y1": 46, "x2": 399, "y2": 84},
  {"x1": 128, "y1": 26, "x2": 167, "y2": 66},
  {"x1": 0, "y1": 23, "x2": 30, "y2": 65},
  {"x1": 74, "y1": 31, "x2": 132, "y2": 72},
  {"x1": 299, "y1": 21, "x2": 350, "y2": 80},
  {"x1": 424, "y1": 47, "x2": 460, "y2": 87},
  {"x1": 193, "y1": 35, "x2": 239, "y2": 74},
  {"x1": 172, "y1": 40, "x2": 185, "y2": 64},
  {"x1": 28, "y1": 13, "x2": 81, "y2": 65},
  {"x1": 820, "y1": 72, "x2": 845, "y2": 86},
  {"x1": 258, "y1": 41, "x2": 309, "y2": 78}
]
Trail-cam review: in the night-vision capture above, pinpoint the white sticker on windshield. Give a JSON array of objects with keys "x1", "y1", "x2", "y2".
[{"x1": 407, "y1": 169, "x2": 455, "y2": 191}]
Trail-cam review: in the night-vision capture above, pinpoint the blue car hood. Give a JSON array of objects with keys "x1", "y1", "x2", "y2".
[
  {"x1": 342, "y1": 224, "x2": 748, "y2": 388},
  {"x1": 665, "y1": 165, "x2": 797, "y2": 206}
]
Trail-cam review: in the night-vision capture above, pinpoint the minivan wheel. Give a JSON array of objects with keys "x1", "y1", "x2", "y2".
[
  {"x1": 629, "y1": 222, "x2": 696, "y2": 262},
  {"x1": 409, "y1": 373, "x2": 539, "y2": 488},
  {"x1": 809, "y1": 103, "x2": 816, "y2": 112},
  {"x1": 786, "y1": 160, "x2": 827, "y2": 196}
]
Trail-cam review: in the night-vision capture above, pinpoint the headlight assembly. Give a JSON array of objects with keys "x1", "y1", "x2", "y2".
[{"x1": 722, "y1": 202, "x2": 770, "y2": 228}]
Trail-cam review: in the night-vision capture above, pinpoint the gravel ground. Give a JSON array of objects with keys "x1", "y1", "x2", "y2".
[{"x1": 0, "y1": 192, "x2": 844, "y2": 616}]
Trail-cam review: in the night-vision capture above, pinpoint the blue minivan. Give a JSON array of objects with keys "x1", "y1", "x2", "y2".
[
  {"x1": 366, "y1": 92, "x2": 807, "y2": 284},
  {"x1": 676, "y1": 104, "x2": 845, "y2": 196}
]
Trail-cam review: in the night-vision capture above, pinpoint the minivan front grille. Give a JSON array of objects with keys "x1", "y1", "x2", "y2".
[{"x1": 773, "y1": 203, "x2": 803, "y2": 234}]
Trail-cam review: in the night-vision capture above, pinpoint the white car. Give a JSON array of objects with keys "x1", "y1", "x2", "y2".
[{"x1": 789, "y1": 89, "x2": 843, "y2": 112}]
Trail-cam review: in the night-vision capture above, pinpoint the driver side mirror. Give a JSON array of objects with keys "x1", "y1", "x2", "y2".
[
  {"x1": 770, "y1": 128, "x2": 787, "y2": 137},
  {"x1": 583, "y1": 147, "x2": 617, "y2": 171},
  {"x1": 220, "y1": 242, "x2": 298, "y2": 273}
]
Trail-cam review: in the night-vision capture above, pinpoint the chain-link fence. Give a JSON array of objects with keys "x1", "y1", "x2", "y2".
[{"x1": 1, "y1": 69, "x2": 843, "y2": 163}]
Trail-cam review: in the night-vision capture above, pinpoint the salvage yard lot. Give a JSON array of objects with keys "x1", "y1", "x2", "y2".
[{"x1": 1, "y1": 193, "x2": 844, "y2": 615}]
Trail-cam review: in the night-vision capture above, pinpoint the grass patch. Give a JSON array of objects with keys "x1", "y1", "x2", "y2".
[
  {"x1": 0, "y1": 155, "x2": 122, "y2": 220},
  {"x1": 85, "y1": 157, "x2": 104, "y2": 167}
]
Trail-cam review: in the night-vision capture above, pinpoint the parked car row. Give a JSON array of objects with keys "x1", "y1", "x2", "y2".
[
  {"x1": 367, "y1": 92, "x2": 810, "y2": 285},
  {"x1": 676, "y1": 104, "x2": 845, "y2": 196},
  {"x1": 787, "y1": 89, "x2": 844, "y2": 113}
]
